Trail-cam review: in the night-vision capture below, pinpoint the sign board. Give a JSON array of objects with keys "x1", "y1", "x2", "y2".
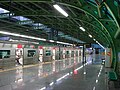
[{"x1": 105, "y1": 48, "x2": 112, "y2": 67}]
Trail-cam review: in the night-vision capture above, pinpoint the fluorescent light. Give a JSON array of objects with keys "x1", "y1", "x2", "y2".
[
  {"x1": 79, "y1": 27, "x2": 85, "y2": 32},
  {"x1": 96, "y1": 41, "x2": 105, "y2": 49},
  {"x1": 9, "y1": 39, "x2": 39, "y2": 44},
  {"x1": 49, "y1": 82, "x2": 54, "y2": 86},
  {"x1": 49, "y1": 40, "x2": 54, "y2": 42},
  {"x1": 0, "y1": 31, "x2": 46, "y2": 41},
  {"x1": 89, "y1": 34, "x2": 92, "y2": 38},
  {"x1": 79, "y1": 46, "x2": 83, "y2": 47},
  {"x1": 56, "y1": 41, "x2": 73, "y2": 46},
  {"x1": 53, "y1": 4, "x2": 68, "y2": 17},
  {"x1": 93, "y1": 39, "x2": 96, "y2": 41}
]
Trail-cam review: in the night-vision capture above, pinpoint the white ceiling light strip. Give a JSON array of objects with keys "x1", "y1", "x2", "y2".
[
  {"x1": 0, "y1": 31, "x2": 46, "y2": 41},
  {"x1": 93, "y1": 39, "x2": 96, "y2": 41},
  {"x1": 49, "y1": 40, "x2": 54, "y2": 42},
  {"x1": 89, "y1": 34, "x2": 92, "y2": 38},
  {"x1": 9, "y1": 39, "x2": 39, "y2": 44},
  {"x1": 79, "y1": 27, "x2": 85, "y2": 32},
  {"x1": 96, "y1": 41, "x2": 105, "y2": 49},
  {"x1": 53, "y1": 4, "x2": 68, "y2": 17},
  {"x1": 93, "y1": 38, "x2": 105, "y2": 49},
  {"x1": 0, "y1": 31, "x2": 73, "y2": 46},
  {"x1": 56, "y1": 41, "x2": 73, "y2": 46}
]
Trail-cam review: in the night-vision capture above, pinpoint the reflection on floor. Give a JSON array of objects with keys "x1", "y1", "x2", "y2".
[{"x1": 0, "y1": 55, "x2": 113, "y2": 90}]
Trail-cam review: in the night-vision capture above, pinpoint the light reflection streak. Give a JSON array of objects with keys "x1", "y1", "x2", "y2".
[
  {"x1": 40, "y1": 87, "x2": 46, "y2": 90},
  {"x1": 70, "y1": 71, "x2": 73, "y2": 74},
  {"x1": 39, "y1": 58, "x2": 90, "y2": 90},
  {"x1": 49, "y1": 82, "x2": 54, "y2": 86},
  {"x1": 84, "y1": 72, "x2": 86, "y2": 75},
  {"x1": 93, "y1": 86, "x2": 96, "y2": 90},
  {"x1": 56, "y1": 73, "x2": 69, "y2": 82},
  {"x1": 15, "y1": 66, "x2": 23, "y2": 84},
  {"x1": 75, "y1": 66, "x2": 83, "y2": 71}
]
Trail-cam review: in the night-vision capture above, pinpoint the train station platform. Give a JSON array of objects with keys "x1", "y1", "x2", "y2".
[
  {"x1": 0, "y1": 55, "x2": 119, "y2": 90},
  {"x1": 0, "y1": 1, "x2": 120, "y2": 90}
]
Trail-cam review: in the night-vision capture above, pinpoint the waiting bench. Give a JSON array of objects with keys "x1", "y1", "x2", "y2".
[{"x1": 108, "y1": 71, "x2": 118, "y2": 84}]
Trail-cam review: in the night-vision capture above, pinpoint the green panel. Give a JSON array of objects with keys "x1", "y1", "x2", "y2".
[
  {"x1": 115, "y1": 28, "x2": 120, "y2": 39},
  {"x1": 112, "y1": 39, "x2": 120, "y2": 73}
]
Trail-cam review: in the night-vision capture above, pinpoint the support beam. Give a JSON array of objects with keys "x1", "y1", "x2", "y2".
[{"x1": 0, "y1": 0, "x2": 51, "y2": 2}]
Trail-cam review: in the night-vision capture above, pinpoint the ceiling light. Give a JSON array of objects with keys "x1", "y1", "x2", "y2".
[
  {"x1": 56, "y1": 41, "x2": 72, "y2": 46},
  {"x1": 89, "y1": 34, "x2": 92, "y2": 38},
  {"x1": 96, "y1": 41, "x2": 105, "y2": 49},
  {"x1": 93, "y1": 39, "x2": 96, "y2": 41},
  {"x1": 79, "y1": 27, "x2": 85, "y2": 32},
  {"x1": 49, "y1": 40, "x2": 54, "y2": 42},
  {"x1": 53, "y1": 4, "x2": 68, "y2": 17},
  {"x1": 0, "y1": 31, "x2": 46, "y2": 41}
]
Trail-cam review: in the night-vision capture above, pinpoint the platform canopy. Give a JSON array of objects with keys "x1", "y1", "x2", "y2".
[{"x1": 0, "y1": 0, "x2": 119, "y2": 47}]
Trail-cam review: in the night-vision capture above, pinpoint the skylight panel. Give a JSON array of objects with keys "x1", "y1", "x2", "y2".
[
  {"x1": 12, "y1": 16, "x2": 30, "y2": 21},
  {"x1": 0, "y1": 8, "x2": 9, "y2": 13},
  {"x1": 33, "y1": 23, "x2": 43, "y2": 26}
]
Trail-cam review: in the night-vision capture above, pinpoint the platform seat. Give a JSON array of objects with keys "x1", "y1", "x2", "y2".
[{"x1": 108, "y1": 71, "x2": 118, "y2": 85}]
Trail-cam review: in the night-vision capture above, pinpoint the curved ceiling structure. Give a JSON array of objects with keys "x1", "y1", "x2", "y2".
[{"x1": 0, "y1": 0, "x2": 119, "y2": 47}]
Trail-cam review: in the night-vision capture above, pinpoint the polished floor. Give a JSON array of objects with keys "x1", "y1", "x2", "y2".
[{"x1": 0, "y1": 55, "x2": 116, "y2": 90}]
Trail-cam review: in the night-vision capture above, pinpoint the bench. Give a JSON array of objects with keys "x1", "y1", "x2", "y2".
[{"x1": 108, "y1": 71, "x2": 118, "y2": 84}]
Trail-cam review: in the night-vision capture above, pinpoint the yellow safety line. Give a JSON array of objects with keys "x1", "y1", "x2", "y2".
[
  {"x1": 0, "y1": 62, "x2": 52, "y2": 73},
  {"x1": 0, "y1": 56, "x2": 81, "y2": 73}
]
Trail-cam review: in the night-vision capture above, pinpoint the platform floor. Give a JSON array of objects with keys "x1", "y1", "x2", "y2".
[{"x1": 0, "y1": 55, "x2": 118, "y2": 90}]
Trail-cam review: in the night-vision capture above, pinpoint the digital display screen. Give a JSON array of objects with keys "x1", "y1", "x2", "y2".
[{"x1": 28, "y1": 50, "x2": 36, "y2": 57}]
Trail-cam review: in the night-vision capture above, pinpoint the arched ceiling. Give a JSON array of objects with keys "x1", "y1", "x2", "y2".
[{"x1": 0, "y1": 0, "x2": 119, "y2": 47}]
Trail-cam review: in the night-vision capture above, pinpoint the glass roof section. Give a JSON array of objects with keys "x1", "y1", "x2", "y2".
[
  {"x1": 33, "y1": 23, "x2": 43, "y2": 26},
  {"x1": 0, "y1": 8, "x2": 9, "y2": 13},
  {"x1": 12, "y1": 16, "x2": 30, "y2": 21},
  {"x1": 0, "y1": 7, "x2": 14, "y2": 18},
  {"x1": 0, "y1": 7, "x2": 85, "y2": 43}
]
